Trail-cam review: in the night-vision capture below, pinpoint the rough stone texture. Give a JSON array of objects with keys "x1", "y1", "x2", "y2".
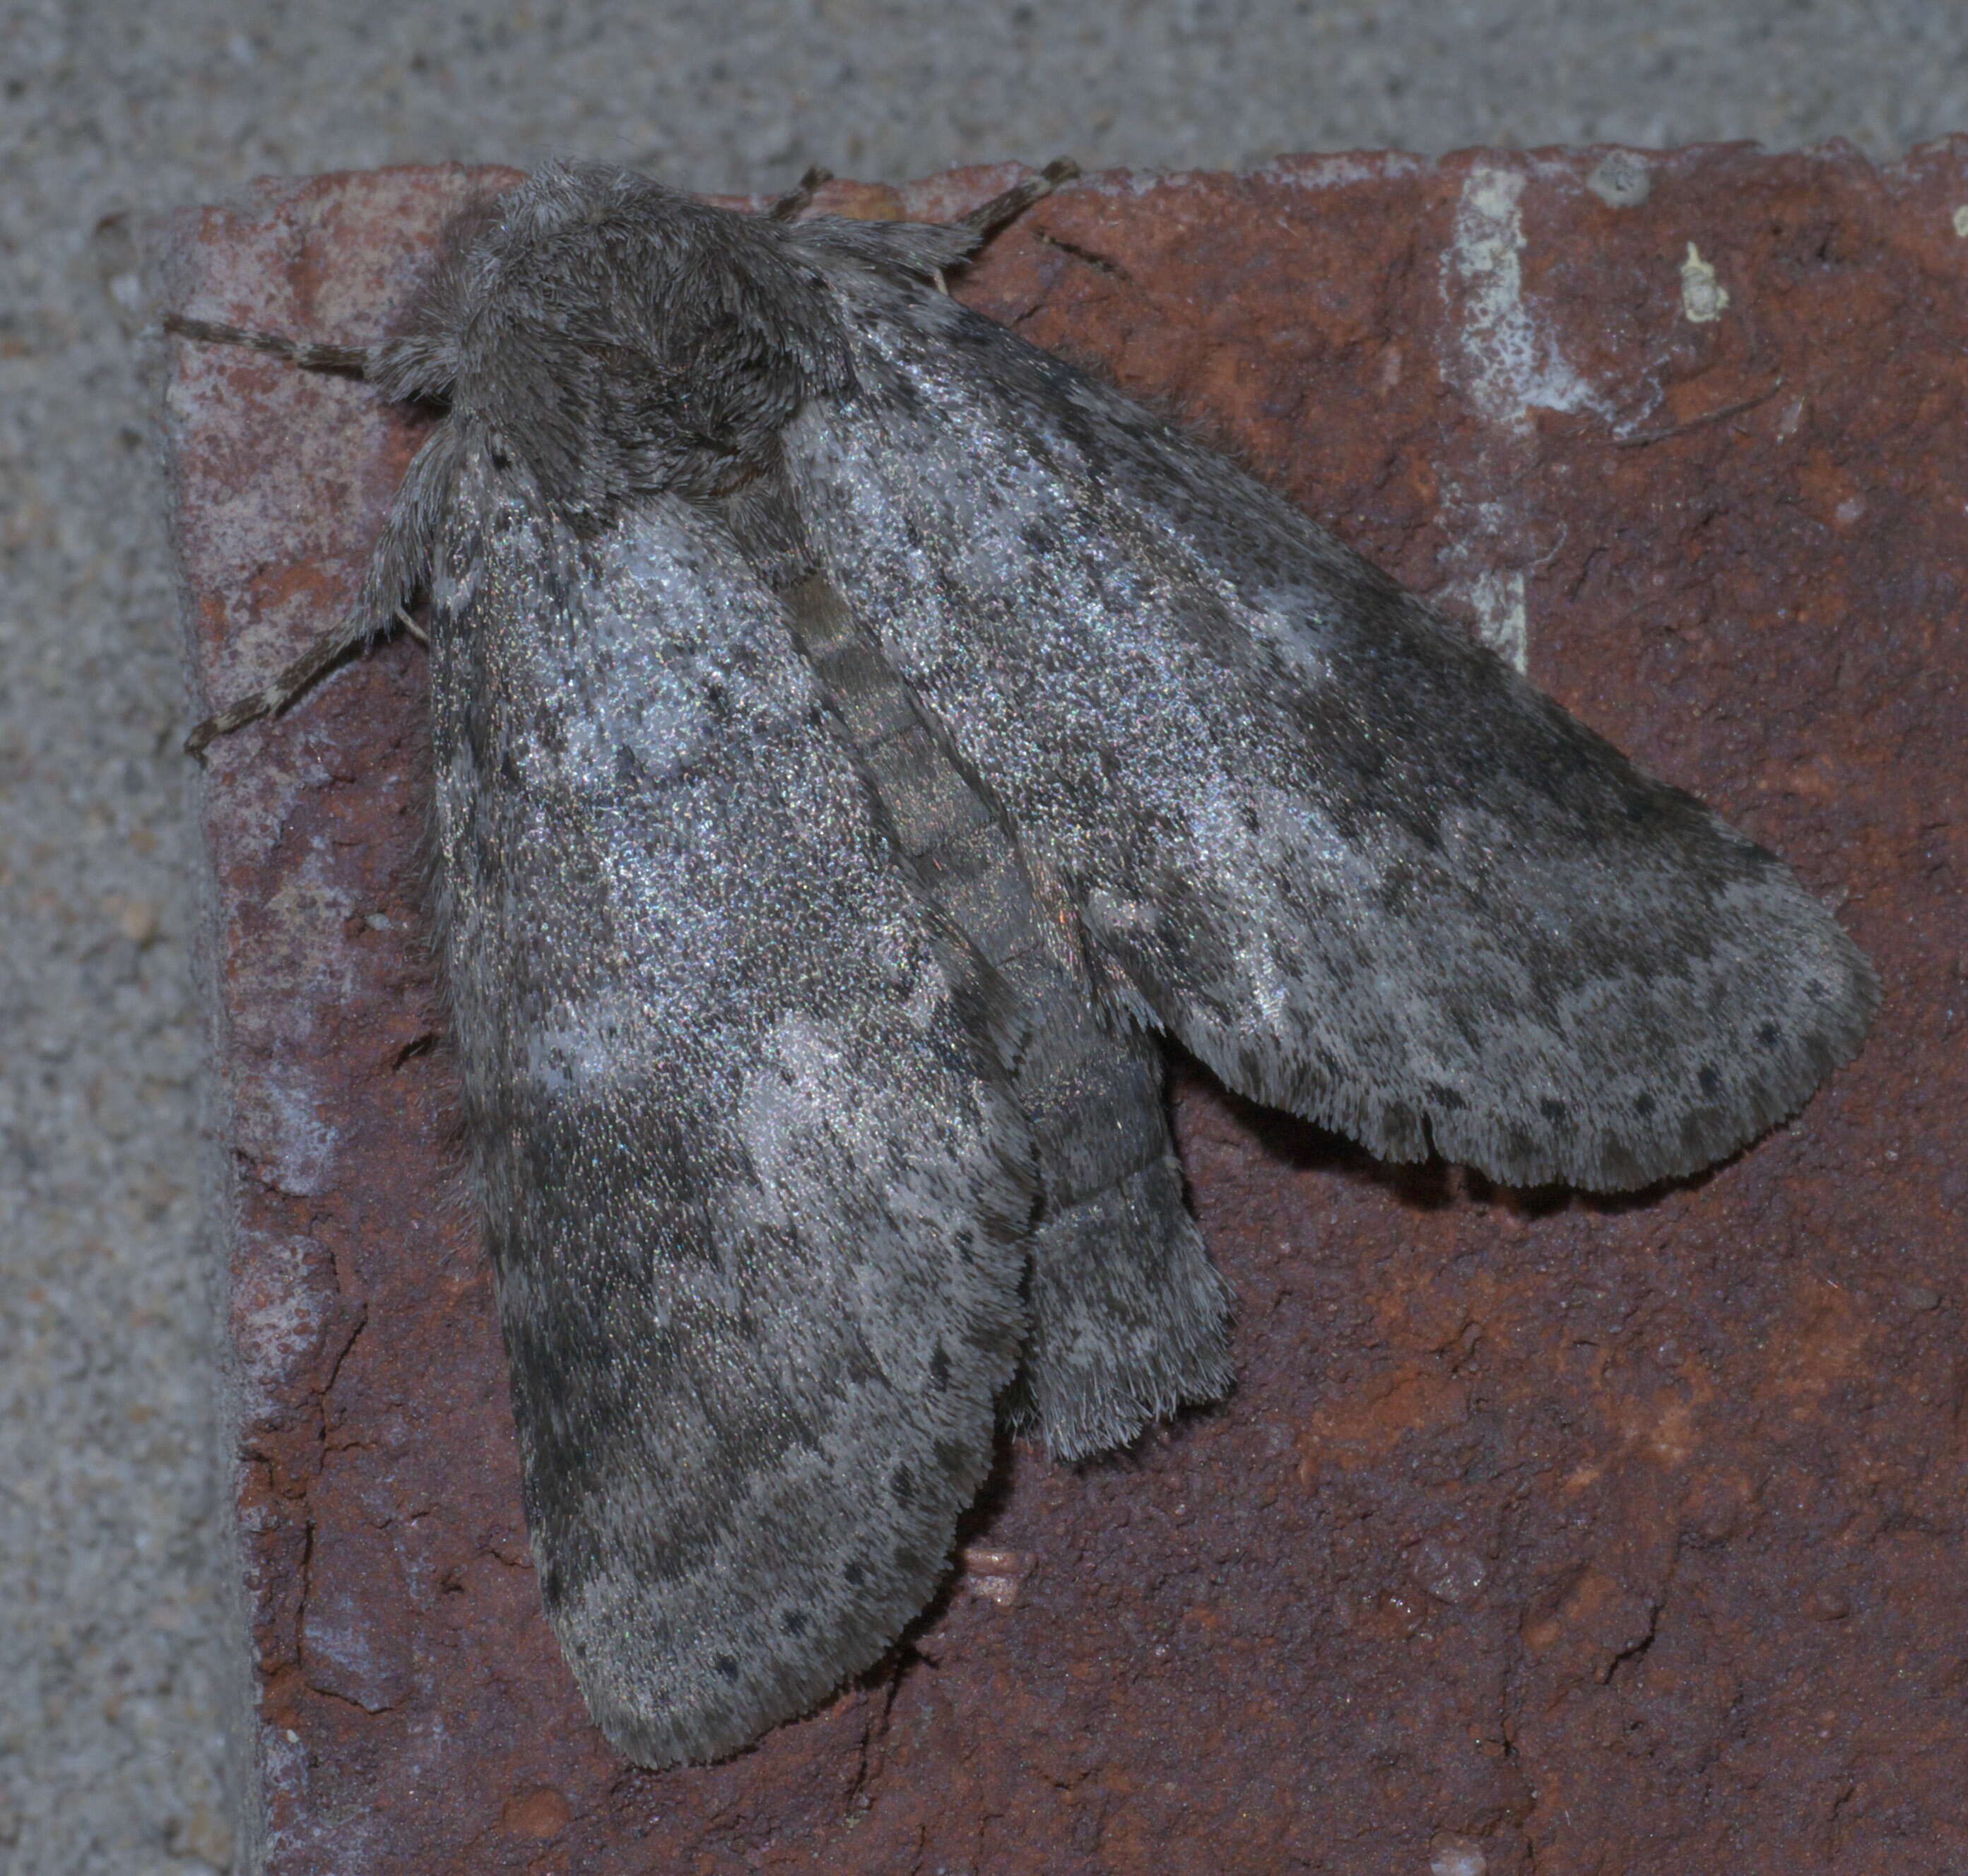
[{"x1": 163, "y1": 151, "x2": 1960, "y2": 1875}]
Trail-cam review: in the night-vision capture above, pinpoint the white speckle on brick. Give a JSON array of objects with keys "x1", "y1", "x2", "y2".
[
  {"x1": 234, "y1": 1236, "x2": 338, "y2": 1408},
  {"x1": 1587, "y1": 150, "x2": 1652, "y2": 208},
  {"x1": 1460, "y1": 566, "x2": 1527, "y2": 675},
  {"x1": 1679, "y1": 242, "x2": 1731, "y2": 323},
  {"x1": 254, "y1": 1064, "x2": 343, "y2": 1197}
]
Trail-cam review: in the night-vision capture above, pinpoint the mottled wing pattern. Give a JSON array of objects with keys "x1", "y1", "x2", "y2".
[
  {"x1": 425, "y1": 427, "x2": 1032, "y2": 1767},
  {"x1": 782, "y1": 237, "x2": 1878, "y2": 1191}
]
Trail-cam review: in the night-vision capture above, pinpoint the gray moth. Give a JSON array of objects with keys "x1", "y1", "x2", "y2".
[{"x1": 170, "y1": 159, "x2": 1878, "y2": 1770}]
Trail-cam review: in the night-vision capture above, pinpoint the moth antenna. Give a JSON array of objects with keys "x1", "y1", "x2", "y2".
[
  {"x1": 767, "y1": 165, "x2": 835, "y2": 220},
  {"x1": 163, "y1": 312, "x2": 372, "y2": 378},
  {"x1": 958, "y1": 157, "x2": 1080, "y2": 240}
]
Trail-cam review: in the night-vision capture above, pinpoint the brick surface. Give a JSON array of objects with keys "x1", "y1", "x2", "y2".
[{"x1": 164, "y1": 150, "x2": 1962, "y2": 1875}]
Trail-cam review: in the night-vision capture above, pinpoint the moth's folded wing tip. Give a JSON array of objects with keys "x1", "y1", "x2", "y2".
[
  {"x1": 541, "y1": 1400, "x2": 1004, "y2": 1769},
  {"x1": 517, "y1": 1079, "x2": 1026, "y2": 1766},
  {"x1": 570, "y1": 1630, "x2": 871, "y2": 1772},
  {"x1": 1018, "y1": 1188, "x2": 1237, "y2": 1462},
  {"x1": 774, "y1": 286, "x2": 1879, "y2": 1200}
]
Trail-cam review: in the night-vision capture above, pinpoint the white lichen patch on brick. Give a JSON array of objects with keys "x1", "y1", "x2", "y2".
[{"x1": 1444, "y1": 163, "x2": 1603, "y2": 436}]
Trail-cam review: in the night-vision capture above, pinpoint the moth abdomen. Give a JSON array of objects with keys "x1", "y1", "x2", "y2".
[{"x1": 770, "y1": 555, "x2": 1235, "y2": 1460}]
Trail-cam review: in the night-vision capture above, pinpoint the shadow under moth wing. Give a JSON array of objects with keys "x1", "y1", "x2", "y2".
[{"x1": 171, "y1": 160, "x2": 1878, "y2": 1769}]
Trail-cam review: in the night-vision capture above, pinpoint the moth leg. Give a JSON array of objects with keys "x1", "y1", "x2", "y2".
[
  {"x1": 922, "y1": 159, "x2": 1080, "y2": 297},
  {"x1": 957, "y1": 157, "x2": 1080, "y2": 237},
  {"x1": 767, "y1": 164, "x2": 835, "y2": 220},
  {"x1": 184, "y1": 612, "x2": 396, "y2": 754},
  {"x1": 161, "y1": 313, "x2": 370, "y2": 378},
  {"x1": 169, "y1": 314, "x2": 454, "y2": 754}
]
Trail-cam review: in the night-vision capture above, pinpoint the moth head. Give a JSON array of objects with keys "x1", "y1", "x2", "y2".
[{"x1": 389, "y1": 161, "x2": 859, "y2": 531}]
